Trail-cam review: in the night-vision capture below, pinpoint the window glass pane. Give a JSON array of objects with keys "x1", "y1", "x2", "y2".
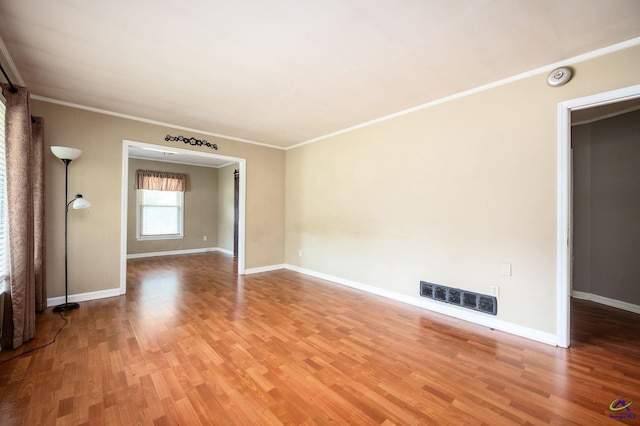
[
  {"x1": 142, "y1": 206, "x2": 179, "y2": 235},
  {"x1": 142, "y1": 189, "x2": 179, "y2": 205},
  {"x1": 138, "y1": 188, "x2": 183, "y2": 238}
]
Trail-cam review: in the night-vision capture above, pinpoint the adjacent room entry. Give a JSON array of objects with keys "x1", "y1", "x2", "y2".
[
  {"x1": 556, "y1": 84, "x2": 640, "y2": 347},
  {"x1": 571, "y1": 101, "x2": 640, "y2": 314},
  {"x1": 119, "y1": 140, "x2": 247, "y2": 296}
]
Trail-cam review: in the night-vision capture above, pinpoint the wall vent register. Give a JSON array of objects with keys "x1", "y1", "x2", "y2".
[{"x1": 420, "y1": 281, "x2": 497, "y2": 315}]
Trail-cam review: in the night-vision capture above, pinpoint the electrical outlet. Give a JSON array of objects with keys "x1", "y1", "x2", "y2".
[
  {"x1": 490, "y1": 285, "x2": 500, "y2": 297},
  {"x1": 203, "y1": 236, "x2": 208, "y2": 241},
  {"x1": 298, "y1": 249, "x2": 303, "y2": 257}
]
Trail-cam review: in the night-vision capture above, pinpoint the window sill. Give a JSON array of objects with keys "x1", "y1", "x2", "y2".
[{"x1": 136, "y1": 235, "x2": 184, "y2": 241}]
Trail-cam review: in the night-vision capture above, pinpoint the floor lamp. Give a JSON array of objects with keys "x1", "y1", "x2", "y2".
[{"x1": 51, "y1": 146, "x2": 91, "y2": 312}]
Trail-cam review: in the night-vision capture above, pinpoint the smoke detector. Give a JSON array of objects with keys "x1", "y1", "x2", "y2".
[{"x1": 547, "y1": 67, "x2": 573, "y2": 87}]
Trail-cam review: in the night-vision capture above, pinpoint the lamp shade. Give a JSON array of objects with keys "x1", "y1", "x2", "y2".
[
  {"x1": 51, "y1": 146, "x2": 82, "y2": 161},
  {"x1": 72, "y1": 194, "x2": 91, "y2": 209}
]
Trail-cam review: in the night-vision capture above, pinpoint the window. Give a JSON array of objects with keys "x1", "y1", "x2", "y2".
[
  {"x1": 135, "y1": 169, "x2": 186, "y2": 240},
  {"x1": 137, "y1": 189, "x2": 184, "y2": 240}
]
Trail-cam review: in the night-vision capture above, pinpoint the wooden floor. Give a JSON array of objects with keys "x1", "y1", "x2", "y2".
[{"x1": 1, "y1": 252, "x2": 639, "y2": 425}]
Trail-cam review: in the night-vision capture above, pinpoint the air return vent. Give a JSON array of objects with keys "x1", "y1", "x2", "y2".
[{"x1": 420, "y1": 281, "x2": 497, "y2": 315}]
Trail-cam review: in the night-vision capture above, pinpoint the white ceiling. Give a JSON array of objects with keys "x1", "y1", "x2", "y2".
[
  {"x1": 128, "y1": 145, "x2": 235, "y2": 168},
  {"x1": 1, "y1": 1, "x2": 640, "y2": 149}
]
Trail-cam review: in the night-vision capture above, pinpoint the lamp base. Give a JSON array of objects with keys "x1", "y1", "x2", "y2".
[{"x1": 53, "y1": 302, "x2": 80, "y2": 312}]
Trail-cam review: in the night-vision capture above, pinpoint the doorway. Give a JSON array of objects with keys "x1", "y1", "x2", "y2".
[
  {"x1": 556, "y1": 84, "x2": 640, "y2": 347},
  {"x1": 119, "y1": 139, "x2": 247, "y2": 295}
]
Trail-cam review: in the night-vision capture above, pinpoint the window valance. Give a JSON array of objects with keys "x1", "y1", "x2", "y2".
[{"x1": 135, "y1": 169, "x2": 186, "y2": 192}]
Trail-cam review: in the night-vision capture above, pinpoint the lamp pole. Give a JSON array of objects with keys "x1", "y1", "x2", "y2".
[
  {"x1": 51, "y1": 146, "x2": 90, "y2": 313},
  {"x1": 53, "y1": 159, "x2": 79, "y2": 312}
]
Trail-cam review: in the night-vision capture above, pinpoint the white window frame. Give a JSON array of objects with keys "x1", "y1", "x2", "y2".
[{"x1": 136, "y1": 189, "x2": 184, "y2": 240}]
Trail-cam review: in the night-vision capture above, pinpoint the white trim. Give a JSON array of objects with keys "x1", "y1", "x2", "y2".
[
  {"x1": 561, "y1": 85, "x2": 640, "y2": 111},
  {"x1": 128, "y1": 141, "x2": 244, "y2": 169},
  {"x1": 556, "y1": 102, "x2": 572, "y2": 348},
  {"x1": 237, "y1": 159, "x2": 246, "y2": 275},
  {"x1": 30, "y1": 95, "x2": 284, "y2": 150},
  {"x1": 285, "y1": 265, "x2": 557, "y2": 346},
  {"x1": 571, "y1": 104, "x2": 640, "y2": 126},
  {"x1": 572, "y1": 291, "x2": 640, "y2": 315},
  {"x1": 48, "y1": 287, "x2": 122, "y2": 307},
  {"x1": 244, "y1": 264, "x2": 286, "y2": 274},
  {"x1": 126, "y1": 247, "x2": 221, "y2": 259},
  {"x1": 288, "y1": 37, "x2": 640, "y2": 151},
  {"x1": 136, "y1": 235, "x2": 184, "y2": 241},
  {"x1": 119, "y1": 143, "x2": 129, "y2": 297},
  {"x1": 556, "y1": 84, "x2": 640, "y2": 348},
  {"x1": 129, "y1": 154, "x2": 235, "y2": 169},
  {"x1": 217, "y1": 247, "x2": 234, "y2": 256}
]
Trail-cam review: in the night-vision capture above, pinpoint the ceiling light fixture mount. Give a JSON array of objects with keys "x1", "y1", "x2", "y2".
[{"x1": 547, "y1": 67, "x2": 573, "y2": 87}]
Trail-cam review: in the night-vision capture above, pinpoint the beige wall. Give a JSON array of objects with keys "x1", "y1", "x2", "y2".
[
  {"x1": 127, "y1": 158, "x2": 218, "y2": 255},
  {"x1": 218, "y1": 163, "x2": 238, "y2": 252},
  {"x1": 285, "y1": 45, "x2": 640, "y2": 334},
  {"x1": 36, "y1": 100, "x2": 285, "y2": 298},
  {"x1": 33, "y1": 43, "x2": 640, "y2": 335},
  {"x1": 572, "y1": 109, "x2": 640, "y2": 305}
]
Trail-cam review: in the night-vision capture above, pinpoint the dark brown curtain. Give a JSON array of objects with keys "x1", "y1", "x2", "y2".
[
  {"x1": 32, "y1": 117, "x2": 46, "y2": 312},
  {"x1": 1, "y1": 83, "x2": 46, "y2": 349},
  {"x1": 135, "y1": 169, "x2": 186, "y2": 192}
]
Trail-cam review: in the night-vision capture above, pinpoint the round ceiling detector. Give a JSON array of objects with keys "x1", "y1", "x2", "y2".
[{"x1": 547, "y1": 67, "x2": 573, "y2": 87}]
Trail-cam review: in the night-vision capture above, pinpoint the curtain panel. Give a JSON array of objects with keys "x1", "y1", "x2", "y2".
[
  {"x1": 135, "y1": 170, "x2": 186, "y2": 192},
  {"x1": 32, "y1": 117, "x2": 46, "y2": 313},
  {"x1": 1, "y1": 83, "x2": 46, "y2": 349}
]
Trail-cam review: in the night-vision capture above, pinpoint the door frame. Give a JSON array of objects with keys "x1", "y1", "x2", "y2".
[
  {"x1": 233, "y1": 168, "x2": 239, "y2": 258},
  {"x1": 556, "y1": 84, "x2": 640, "y2": 347},
  {"x1": 119, "y1": 139, "x2": 247, "y2": 295}
]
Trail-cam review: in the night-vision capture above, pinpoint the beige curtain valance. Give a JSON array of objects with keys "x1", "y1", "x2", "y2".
[{"x1": 135, "y1": 170, "x2": 186, "y2": 192}]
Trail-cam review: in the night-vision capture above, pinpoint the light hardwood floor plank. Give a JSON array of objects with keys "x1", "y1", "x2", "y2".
[{"x1": 1, "y1": 252, "x2": 639, "y2": 424}]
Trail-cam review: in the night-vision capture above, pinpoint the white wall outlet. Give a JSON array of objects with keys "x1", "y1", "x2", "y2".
[
  {"x1": 298, "y1": 249, "x2": 303, "y2": 257},
  {"x1": 490, "y1": 285, "x2": 500, "y2": 297},
  {"x1": 203, "y1": 236, "x2": 208, "y2": 241},
  {"x1": 501, "y1": 263, "x2": 512, "y2": 276}
]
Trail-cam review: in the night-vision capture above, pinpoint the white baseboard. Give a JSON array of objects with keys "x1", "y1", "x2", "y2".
[
  {"x1": 245, "y1": 264, "x2": 286, "y2": 274},
  {"x1": 217, "y1": 247, "x2": 234, "y2": 256},
  {"x1": 126, "y1": 247, "x2": 221, "y2": 259},
  {"x1": 47, "y1": 287, "x2": 123, "y2": 307},
  {"x1": 572, "y1": 290, "x2": 640, "y2": 315},
  {"x1": 285, "y1": 264, "x2": 558, "y2": 346},
  {"x1": 47, "y1": 256, "x2": 559, "y2": 345}
]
